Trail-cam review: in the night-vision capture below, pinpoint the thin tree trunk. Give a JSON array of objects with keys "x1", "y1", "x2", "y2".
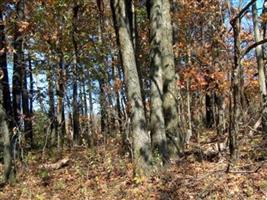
[
  {"x1": 229, "y1": 18, "x2": 241, "y2": 162},
  {"x1": 206, "y1": 92, "x2": 214, "y2": 128},
  {"x1": 22, "y1": 55, "x2": 31, "y2": 147},
  {"x1": 72, "y1": 4, "x2": 80, "y2": 146},
  {"x1": 47, "y1": 64, "x2": 56, "y2": 146},
  {"x1": 28, "y1": 54, "x2": 33, "y2": 143},
  {"x1": 56, "y1": 51, "x2": 65, "y2": 153},
  {"x1": 111, "y1": 0, "x2": 152, "y2": 175}
]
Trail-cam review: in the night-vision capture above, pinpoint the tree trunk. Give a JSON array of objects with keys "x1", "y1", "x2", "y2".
[
  {"x1": 0, "y1": 11, "x2": 12, "y2": 119},
  {"x1": 0, "y1": 10, "x2": 14, "y2": 183},
  {"x1": 229, "y1": 18, "x2": 241, "y2": 162},
  {"x1": 111, "y1": 0, "x2": 152, "y2": 175},
  {"x1": 149, "y1": 0, "x2": 169, "y2": 164},
  {"x1": 161, "y1": 0, "x2": 183, "y2": 154},
  {"x1": 56, "y1": 51, "x2": 65, "y2": 153},
  {"x1": 47, "y1": 64, "x2": 56, "y2": 147},
  {"x1": 22, "y1": 56, "x2": 31, "y2": 147},
  {"x1": 252, "y1": 2, "x2": 267, "y2": 135},
  {"x1": 13, "y1": 0, "x2": 24, "y2": 124},
  {"x1": 28, "y1": 54, "x2": 34, "y2": 144},
  {"x1": 206, "y1": 92, "x2": 214, "y2": 128},
  {"x1": 72, "y1": 4, "x2": 80, "y2": 146}
]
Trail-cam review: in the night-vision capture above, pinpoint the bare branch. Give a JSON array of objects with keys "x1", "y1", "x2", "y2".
[
  {"x1": 241, "y1": 38, "x2": 267, "y2": 58},
  {"x1": 230, "y1": 0, "x2": 256, "y2": 24}
]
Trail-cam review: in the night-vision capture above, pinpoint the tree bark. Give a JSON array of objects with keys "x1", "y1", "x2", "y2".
[
  {"x1": 229, "y1": 18, "x2": 241, "y2": 162},
  {"x1": 13, "y1": 0, "x2": 24, "y2": 124},
  {"x1": 149, "y1": 0, "x2": 169, "y2": 164},
  {"x1": 111, "y1": 0, "x2": 152, "y2": 175},
  {"x1": 47, "y1": 62, "x2": 56, "y2": 146},
  {"x1": 0, "y1": 11, "x2": 12, "y2": 119},
  {"x1": 0, "y1": 9, "x2": 14, "y2": 183},
  {"x1": 72, "y1": 4, "x2": 80, "y2": 146},
  {"x1": 252, "y1": 2, "x2": 267, "y2": 135},
  {"x1": 56, "y1": 51, "x2": 65, "y2": 153},
  {"x1": 161, "y1": 0, "x2": 183, "y2": 154}
]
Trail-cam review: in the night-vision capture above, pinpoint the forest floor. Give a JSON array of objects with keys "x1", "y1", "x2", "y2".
[{"x1": 1, "y1": 130, "x2": 267, "y2": 200}]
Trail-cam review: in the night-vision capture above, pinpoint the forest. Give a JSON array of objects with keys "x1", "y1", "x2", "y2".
[{"x1": 1, "y1": 0, "x2": 267, "y2": 199}]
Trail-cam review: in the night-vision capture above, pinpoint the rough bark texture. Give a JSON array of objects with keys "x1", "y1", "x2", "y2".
[
  {"x1": 13, "y1": 0, "x2": 24, "y2": 124},
  {"x1": 229, "y1": 18, "x2": 241, "y2": 162},
  {"x1": 161, "y1": 0, "x2": 183, "y2": 154},
  {"x1": 0, "y1": 12, "x2": 12, "y2": 119},
  {"x1": 0, "y1": 10, "x2": 13, "y2": 183},
  {"x1": 111, "y1": 0, "x2": 152, "y2": 175},
  {"x1": 252, "y1": 3, "x2": 267, "y2": 135},
  {"x1": 149, "y1": 0, "x2": 169, "y2": 163}
]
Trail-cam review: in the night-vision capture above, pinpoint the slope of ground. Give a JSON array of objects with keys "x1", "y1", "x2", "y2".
[{"x1": 1, "y1": 131, "x2": 267, "y2": 200}]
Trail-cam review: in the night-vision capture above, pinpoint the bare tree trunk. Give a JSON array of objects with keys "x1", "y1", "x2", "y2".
[
  {"x1": 0, "y1": 11, "x2": 12, "y2": 119},
  {"x1": 28, "y1": 54, "x2": 34, "y2": 145},
  {"x1": 206, "y1": 92, "x2": 214, "y2": 128},
  {"x1": 47, "y1": 64, "x2": 56, "y2": 146},
  {"x1": 252, "y1": 2, "x2": 267, "y2": 135},
  {"x1": 72, "y1": 3, "x2": 80, "y2": 146},
  {"x1": 111, "y1": 0, "x2": 152, "y2": 175},
  {"x1": 0, "y1": 10, "x2": 14, "y2": 183},
  {"x1": 149, "y1": 0, "x2": 169, "y2": 164},
  {"x1": 229, "y1": 18, "x2": 241, "y2": 162},
  {"x1": 22, "y1": 55, "x2": 31, "y2": 147},
  {"x1": 13, "y1": 0, "x2": 24, "y2": 124},
  {"x1": 161, "y1": 0, "x2": 183, "y2": 154},
  {"x1": 56, "y1": 51, "x2": 65, "y2": 153}
]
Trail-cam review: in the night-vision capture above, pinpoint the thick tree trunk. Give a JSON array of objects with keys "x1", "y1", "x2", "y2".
[
  {"x1": 13, "y1": 0, "x2": 24, "y2": 124},
  {"x1": 252, "y1": 3, "x2": 267, "y2": 135},
  {"x1": 0, "y1": 12, "x2": 12, "y2": 119},
  {"x1": 161, "y1": 0, "x2": 183, "y2": 154},
  {"x1": 1, "y1": 103, "x2": 13, "y2": 183},
  {"x1": 111, "y1": 0, "x2": 152, "y2": 175},
  {"x1": 0, "y1": 10, "x2": 14, "y2": 183},
  {"x1": 149, "y1": 0, "x2": 169, "y2": 164}
]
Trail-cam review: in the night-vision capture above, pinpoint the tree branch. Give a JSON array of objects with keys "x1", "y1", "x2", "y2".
[
  {"x1": 230, "y1": 0, "x2": 256, "y2": 24},
  {"x1": 241, "y1": 38, "x2": 267, "y2": 58}
]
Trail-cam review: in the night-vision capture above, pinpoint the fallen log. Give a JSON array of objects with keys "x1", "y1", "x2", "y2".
[{"x1": 39, "y1": 158, "x2": 70, "y2": 170}]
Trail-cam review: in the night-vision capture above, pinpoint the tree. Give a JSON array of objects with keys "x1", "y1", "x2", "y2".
[
  {"x1": 0, "y1": 7, "x2": 14, "y2": 184},
  {"x1": 161, "y1": 0, "x2": 183, "y2": 154},
  {"x1": 149, "y1": 0, "x2": 169, "y2": 164},
  {"x1": 111, "y1": 0, "x2": 152, "y2": 175},
  {"x1": 72, "y1": 2, "x2": 81, "y2": 146},
  {"x1": 252, "y1": 2, "x2": 267, "y2": 135}
]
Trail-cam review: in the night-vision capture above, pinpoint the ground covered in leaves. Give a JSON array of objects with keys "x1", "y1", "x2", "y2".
[{"x1": 1, "y1": 131, "x2": 267, "y2": 200}]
